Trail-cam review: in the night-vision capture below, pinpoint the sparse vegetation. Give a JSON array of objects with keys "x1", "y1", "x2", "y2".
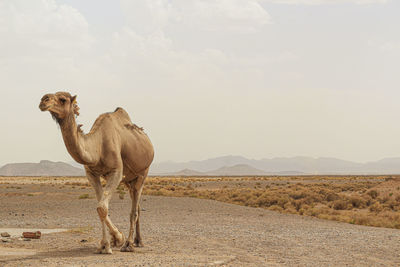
[
  {"x1": 2, "y1": 175, "x2": 399, "y2": 229},
  {"x1": 68, "y1": 226, "x2": 93, "y2": 233},
  {"x1": 65, "y1": 181, "x2": 90, "y2": 187},
  {"x1": 143, "y1": 176, "x2": 400, "y2": 229},
  {"x1": 117, "y1": 184, "x2": 126, "y2": 199},
  {"x1": 79, "y1": 193, "x2": 91, "y2": 199}
]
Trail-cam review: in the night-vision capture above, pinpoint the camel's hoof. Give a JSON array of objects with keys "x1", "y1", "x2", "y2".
[
  {"x1": 111, "y1": 231, "x2": 126, "y2": 247},
  {"x1": 134, "y1": 237, "x2": 144, "y2": 247},
  {"x1": 95, "y1": 245, "x2": 113, "y2": 254},
  {"x1": 120, "y1": 241, "x2": 134, "y2": 252}
]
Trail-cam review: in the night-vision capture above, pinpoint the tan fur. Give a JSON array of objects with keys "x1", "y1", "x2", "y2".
[{"x1": 39, "y1": 92, "x2": 154, "y2": 254}]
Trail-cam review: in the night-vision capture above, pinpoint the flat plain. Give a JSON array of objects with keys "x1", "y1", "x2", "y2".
[{"x1": 0, "y1": 176, "x2": 399, "y2": 266}]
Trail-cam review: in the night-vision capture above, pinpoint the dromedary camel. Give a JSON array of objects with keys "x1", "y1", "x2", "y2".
[{"x1": 39, "y1": 92, "x2": 154, "y2": 254}]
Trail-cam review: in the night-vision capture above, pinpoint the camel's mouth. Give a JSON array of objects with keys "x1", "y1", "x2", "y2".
[
  {"x1": 39, "y1": 94, "x2": 53, "y2": 111},
  {"x1": 39, "y1": 103, "x2": 50, "y2": 111}
]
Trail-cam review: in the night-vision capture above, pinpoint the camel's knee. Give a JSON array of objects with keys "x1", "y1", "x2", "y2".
[
  {"x1": 130, "y1": 210, "x2": 138, "y2": 223},
  {"x1": 97, "y1": 203, "x2": 108, "y2": 219}
]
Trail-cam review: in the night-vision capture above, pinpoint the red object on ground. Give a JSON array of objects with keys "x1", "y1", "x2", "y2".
[{"x1": 22, "y1": 231, "x2": 41, "y2": 239}]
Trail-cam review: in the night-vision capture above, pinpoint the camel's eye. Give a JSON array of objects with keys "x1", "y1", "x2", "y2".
[{"x1": 60, "y1": 98, "x2": 66, "y2": 104}]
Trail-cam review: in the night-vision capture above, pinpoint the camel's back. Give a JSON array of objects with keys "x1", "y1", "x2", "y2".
[
  {"x1": 90, "y1": 107, "x2": 130, "y2": 134},
  {"x1": 91, "y1": 107, "x2": 140, "y2": 132},
  {"x1": 91, "y1": 107, "x2": 154, "y2": 173}
]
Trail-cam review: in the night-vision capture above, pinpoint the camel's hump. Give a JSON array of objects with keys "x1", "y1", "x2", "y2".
[
  {"x1": 114, "y1": 107, "x2": 126, "y2": 113},
  {"x1": 114, "y1": 108, "x2": 145, "y2": 133},
  {"x1": 113, "y1": 107, "x2": 131, "y2": 120}
]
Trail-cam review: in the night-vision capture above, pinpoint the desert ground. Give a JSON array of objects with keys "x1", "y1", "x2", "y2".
[{"x1": 0, "y1": 176, "x2": 399, "y2": 266}]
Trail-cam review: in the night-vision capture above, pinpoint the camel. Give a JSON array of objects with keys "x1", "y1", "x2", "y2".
[{"x1": 39, "y1": 92, "x2": 154, "y2": 254}]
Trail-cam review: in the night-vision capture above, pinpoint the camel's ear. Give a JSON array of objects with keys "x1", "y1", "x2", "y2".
[
  {"x1": 71, "y1": 95, "x2": 77, "y2": 104},
  {"x1": 71, "y1": 95, "x2": 79, "y2": 116}
]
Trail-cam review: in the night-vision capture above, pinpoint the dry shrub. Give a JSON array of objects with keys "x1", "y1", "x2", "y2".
[
  {"x1": 79, "y1": 193, "x2": 90, "y2": 199},
  {"x1": 142, "y1": 175, "x2": 400, "y2": 229},
  {"x1": 380, "y1": 196, "x2": 391, "y2": 203},
  {"x1": 349, "y1": 196, "x2": 366, "y2": 208},
  {"x1": 289, "y1": 191, "x2": 307, "y2": 200},
  {"x1": 65, "y1": 181, "x2": 90, "y2": 187},
  {"x1": 367, "y1": 190, "x2": 379, "y2": 199},
  {"x1": 369, "y1": 202, "x2": 383, "y2": 212},
  {"x1": 325, "y1": 192, "x2": 339, "y2": 202},
  {"x1": 332, "y1": 200, "x2": 349, "y2": 210},
  {"x1": 384, "y1": 200, "x2": 398, "y2": 211},
  {"x1": 362, "y1": 195, "x2": 373, "y2": 207}
]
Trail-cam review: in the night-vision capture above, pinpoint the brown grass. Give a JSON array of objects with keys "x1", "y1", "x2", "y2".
[
  {"x1": 68, "y1": 226, "x2": 93, "y2": 233},
  {"x1": 78, "y1": 193, "x2": 91, "y2": 199},
  {"x1": 117, "y1": 184, "x2": 126, "y2": 199},
  {"x1": 143, "y1": 176, "x2": 400, "y2": 229}
]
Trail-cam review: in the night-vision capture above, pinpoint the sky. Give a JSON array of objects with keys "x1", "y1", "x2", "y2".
[{"x1": 0, "y1": 0, "x2": 399, "y2": 166}]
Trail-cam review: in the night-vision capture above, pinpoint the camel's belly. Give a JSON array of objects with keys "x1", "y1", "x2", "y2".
[{"x1": 120, "y1": 133, "x2": 154, "y2": 176}]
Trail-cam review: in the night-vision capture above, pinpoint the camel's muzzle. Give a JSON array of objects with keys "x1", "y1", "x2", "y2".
[
  {"x1": 39, "y1": 102, "x2": 49, "y2": 111},
  {"x1": 39, "y1": 94, "x2": 52, "y2": 111}
]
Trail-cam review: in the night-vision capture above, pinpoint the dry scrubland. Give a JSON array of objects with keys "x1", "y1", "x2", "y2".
[
  {"x1": 143, "y1": 175, "x2": 400, "y2": 229},
  {"x1": 1, "y1": 175, "x2": 400, "y2": 229},
  {"x1": 1, "y1": 175, "x2": 400, "y2": 266}
]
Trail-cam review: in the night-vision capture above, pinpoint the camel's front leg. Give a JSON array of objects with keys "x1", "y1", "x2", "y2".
[
  {"x1": 86, "y1": 170, "x2": 112, "y2": 254},
  {"x1": 100, "y1": 170, "x2": 126, "y2": 250},
  {"x1": 86, "y1": 169, "x2": 125, "y2": 254}
]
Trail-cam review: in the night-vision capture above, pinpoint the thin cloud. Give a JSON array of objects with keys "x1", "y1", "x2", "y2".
[{"x1": 121, "y1": 0, "x2": 271, "y2": 34}]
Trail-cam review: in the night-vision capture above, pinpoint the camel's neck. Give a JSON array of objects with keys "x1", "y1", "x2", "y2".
[{"x1": 59, "y1": 113, "x2": 98, "y2": 166}]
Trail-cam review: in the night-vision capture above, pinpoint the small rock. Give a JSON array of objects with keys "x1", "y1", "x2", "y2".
[
  {"x1": 141, "y1": 208, "x2": 146, "y2": 211},
  {"x1": 1, "y1": 232, "x2": 10, "y2": 237},
  {"x1": 80, "y1": 239, "x2": 88, "y2": 243},
  {"x1": 23, "y1": 238, "x2": 31, "y2": 241},
  {"x1": 23, "y1": 231, "x2": 41, "y2": 239},
  {"x1": 1, "y1": 238, "x2": 10, "y2": 242}
]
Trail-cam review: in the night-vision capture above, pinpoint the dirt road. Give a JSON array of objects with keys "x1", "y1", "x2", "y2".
[{"x1": 0, "y1": 183, "x2": 399, "y2": 266}]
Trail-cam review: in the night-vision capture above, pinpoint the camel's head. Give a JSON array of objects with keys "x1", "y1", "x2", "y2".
[{"x1": 39, "y1": 92, "x2": 80, "y2": 122}]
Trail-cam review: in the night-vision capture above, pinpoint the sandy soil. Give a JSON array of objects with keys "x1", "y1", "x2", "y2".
[{"x1": 0, "y1": 182, "x2": 399, "y2": 266}]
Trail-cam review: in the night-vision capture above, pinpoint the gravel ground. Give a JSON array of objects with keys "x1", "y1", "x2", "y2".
[{"x1": 0, "y1": 183, "x2": 399, "y2": 266}]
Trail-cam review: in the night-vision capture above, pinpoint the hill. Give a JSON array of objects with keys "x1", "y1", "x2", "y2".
[
  {"x1": 156, "y1": 164, "x2": 304, "y2": 176},
  {"x1": 0, "y1": 160, "x2": 85, "y2": 176},
  {"x1": 207, "y1": 164, "x2": 267, "y2": 176}
]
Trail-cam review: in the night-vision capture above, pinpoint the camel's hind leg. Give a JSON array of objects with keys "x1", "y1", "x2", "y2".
[
  {"x1": 134, "y1": 203, "x2": 143, "y2": 247},
  {"x1": 121, "y1": 168, "x2": 148, "y2": 252}
]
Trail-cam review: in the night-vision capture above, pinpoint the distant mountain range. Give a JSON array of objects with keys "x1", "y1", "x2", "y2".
[
  {"x1": 150, "y1": 155, "x2": 400, "y2": 176},
  {"x1": 162, "y1": 164, "x2": 304, "y2": 176},
  {"x1": 0, "y1": 160, "x2": 85, "y2": 176},
  {"x1": 3, "y1": 155, "x2": 400, "y2": 176}
]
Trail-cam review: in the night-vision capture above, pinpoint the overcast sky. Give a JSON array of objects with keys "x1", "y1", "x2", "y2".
[{"x1": 0, "y1": 0, "x2": 399, "y2": 166}]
